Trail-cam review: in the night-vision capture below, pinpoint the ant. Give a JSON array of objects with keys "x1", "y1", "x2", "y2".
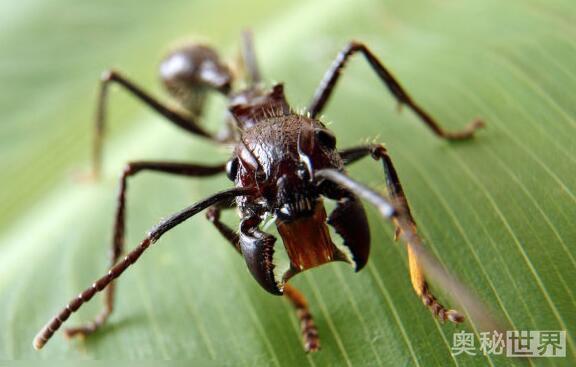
[{"x1": 34, "y1": 31, "x2": 485, "y2": 352}]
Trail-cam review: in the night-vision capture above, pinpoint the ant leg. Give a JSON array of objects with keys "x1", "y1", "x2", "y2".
[
  {"x1": 240, "y1": 29, "x2": 262, "y2": 86},
  {"x1": 93, "y1": 70, "x2": 219, "y2": 178},
  {"x1": 33, "y1": 186, "x2": 254, "y2": 350},
  {"x1": 205, "y1": 204, "x2": 240, "y2": 252},
  {"x1": 283, "y1": 284, "x2": 321, "y2": 352},
  {"x1": 340, "y1": 144, "x2": 463, "y2": 320},
  {"x1": 64, "y1": 161, "x2": 226, "y2": 339},
  {"x1": 205, "y1": 206, "x2": 320, "y2": 352},
  {"x1": 307, "y1": 42, "x2": 484, "y2": 139},
  {"x1": 316, "y1": 167, "x2": 465, "y2": 324}
]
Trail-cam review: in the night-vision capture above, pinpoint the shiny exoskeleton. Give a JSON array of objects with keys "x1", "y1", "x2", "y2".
[{"x1": 34, "y1": 31, "x2": 487, "y2": 353}]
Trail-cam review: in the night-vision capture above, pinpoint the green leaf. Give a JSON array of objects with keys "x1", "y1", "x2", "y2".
[{"x1": 1, "y1": 0, "x2": 574, "y2": 364}]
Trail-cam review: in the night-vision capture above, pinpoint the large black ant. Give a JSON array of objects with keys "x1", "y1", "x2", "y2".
[{"x1": 34, "y1": 31, "x2": 486, "y2": 352}]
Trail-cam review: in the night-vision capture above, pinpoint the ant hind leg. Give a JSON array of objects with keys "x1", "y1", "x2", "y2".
[{"x1": 240, "y1": 29, "x2": 262, "y2": 86}]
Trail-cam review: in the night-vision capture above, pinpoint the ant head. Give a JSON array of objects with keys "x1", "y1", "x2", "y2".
[
  {"x1": 230, "y1": 116, "x2": 340, "y2": 221},
  {"x1": 160, "y1": 44, "x2": 232, "y2": 116},
  {"x1": 273, "y1": 121, "x2": 339, "y2": 221}
]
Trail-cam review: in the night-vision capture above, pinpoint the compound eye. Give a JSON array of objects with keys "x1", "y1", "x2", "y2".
[
  {"x1": 255, "y1": 169, "x2": 267, "y2": 182},
  {"x1": 315, "y1": 129, "x2": 337, "y2": 150},
  {"x1": 226, "y1": 158, "x2": 239, "y2": 181}
]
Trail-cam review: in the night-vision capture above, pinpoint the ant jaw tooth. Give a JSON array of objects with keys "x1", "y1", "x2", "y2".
[{"x1": 278, "y1": 197, "x2": 316, "y2": 218}]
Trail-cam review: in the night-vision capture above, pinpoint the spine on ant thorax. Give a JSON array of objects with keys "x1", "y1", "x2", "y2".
[{"x1": 229, "y1": 84, "x2": 291, "y2": 129}]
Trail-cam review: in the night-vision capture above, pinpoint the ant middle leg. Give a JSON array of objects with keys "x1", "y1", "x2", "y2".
[
  {"x1": 64, "y1": 160, "x2": 226, "y2": 339},
  {"x1": 93, "y1": 70, "x2": 225, "y2": 178},
  {"x1": 34, "y1": 186, "x2": 252, "y2": 350},
  {"x1": 307, "y1": 41, "x2": 484, "y2": 139},
  {"x1": 205, "y1": 206, "x2": 321, "y2": 352},
  {"x1": 337, "y1": 144, "x2": 465, "y2": 323}
]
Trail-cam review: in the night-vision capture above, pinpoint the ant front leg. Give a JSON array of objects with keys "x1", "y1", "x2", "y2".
[
  {"x1": 205, "y1": 203, "x2": 240, "y2": 251},
  {"x1": 93, "y1": 70, "x2": 219, "y2": 178},
  {"x1": 64, "y1": 161, "x2": 225, "y2": 339},
  {"x1": 316, "y1": 162, "x2": 464, "y2": 324},
  {"x1": 340, "y1": 143, "x2": 414, "y2": 240},
  {"x1": 205, "y1": 207, "x2": 320, "y2": 352},
  {"x1": 283, "y1": 284, "x2": 320, "y2": 352},
  {"x1": 307, "y1": 42, "x2": 484, "y2": 139}
]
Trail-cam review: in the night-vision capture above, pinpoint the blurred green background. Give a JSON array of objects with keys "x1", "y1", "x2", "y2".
[{"x1": 0, "y1": 0, "x2": 574, "y2": 365}]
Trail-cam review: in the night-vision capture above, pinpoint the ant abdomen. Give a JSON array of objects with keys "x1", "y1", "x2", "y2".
[{"x1": 160, "y1": 44, "x2": 232, "y2": 117}]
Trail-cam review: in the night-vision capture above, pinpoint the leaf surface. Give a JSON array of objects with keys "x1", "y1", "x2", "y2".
[{"x1": 0, "y1": 0, "x2": 574, "y2": 365}]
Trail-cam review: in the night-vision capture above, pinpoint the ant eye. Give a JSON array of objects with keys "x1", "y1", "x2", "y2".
[
  {"x1": 226, "y1": 158, "x2": 239, "y2": 181},
  {"x1": 315, "y1": 129, "x2": 337, "y2": 150},
  {"x1": 255, "y1": 169, "x2": 267, "y2": 182}
]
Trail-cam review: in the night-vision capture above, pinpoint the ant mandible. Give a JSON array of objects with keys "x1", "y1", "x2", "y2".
[{"x1": 34, "y1": 31, "x2": 485, "y2": 352}]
